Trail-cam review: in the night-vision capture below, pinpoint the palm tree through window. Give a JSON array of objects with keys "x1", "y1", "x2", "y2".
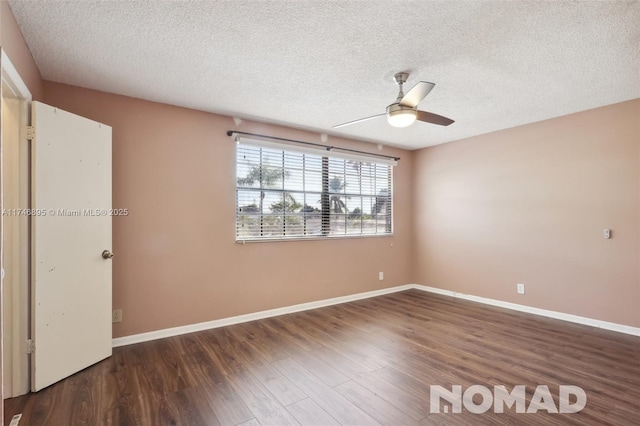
[{"x1": 236, "y1": 141, "x2": 392, "y2": 241}]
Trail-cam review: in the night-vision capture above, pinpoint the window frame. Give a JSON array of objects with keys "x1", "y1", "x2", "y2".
[{"x1": 235, "y1": 138, "x2": 395, "y2": 242}]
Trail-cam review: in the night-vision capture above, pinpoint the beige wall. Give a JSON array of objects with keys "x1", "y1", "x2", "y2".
[
  {"x1": 0, "y1": 0, "x2": 43, "y2": 100},
  {"x1": 42, "y1": 82, "x2": 640, "y2": 335},
  {"x1": 413, "y1": 100, "x2": 640, "y2": 327},
  {"x1": 44, "y1": 81, "x2": 414, "y2": 338}
]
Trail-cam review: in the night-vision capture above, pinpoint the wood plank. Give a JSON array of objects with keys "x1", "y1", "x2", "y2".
[
  {"x1": 353, "y1": 370, "x2": 430, "y2": 422},
  {"x1": 308, "y1": 344, "x2": 371, "y2": 379},
  {"x1": 227, "y1": 369, "x2": 299, "y2": 426},
  {"x1": 196, "y1": 378, "x2": 254, "y2": 426},
  {"x1": 273, "y1": 357, "x2": 381, "y2": 425},
  {"x1": 335, "y1": 379, "x2": 420, "y2": 425},
  {"x1": 247, "y1": 361, "x2": 308, "y2": 406},
  {"x1": 236, "y1": 418, "x2": 261, "y2": 426},
  {"x1": 289, "y1": 349, "x2": 349, "y2": 387},
  {"x1": 286, "y1": 398, "x2": 340, "y2": 426}
]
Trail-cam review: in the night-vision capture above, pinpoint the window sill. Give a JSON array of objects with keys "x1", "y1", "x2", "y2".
[{"x1": 236, "y1": 233, "x2": 395, "y2": 244}]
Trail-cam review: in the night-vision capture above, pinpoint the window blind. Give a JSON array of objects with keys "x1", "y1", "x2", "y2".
[{"x1": 235, "y1": 137, "x2": 393, "y2": 241}]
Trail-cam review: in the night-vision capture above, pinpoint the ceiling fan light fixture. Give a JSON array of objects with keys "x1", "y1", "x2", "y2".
[{"x1": 387, "y1": 105, "x2": 417, "y2": 128}]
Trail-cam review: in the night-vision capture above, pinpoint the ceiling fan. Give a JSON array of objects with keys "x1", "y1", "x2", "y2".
[{"x1": 334, "y1": 72, "x2": 454, "y2": 129}]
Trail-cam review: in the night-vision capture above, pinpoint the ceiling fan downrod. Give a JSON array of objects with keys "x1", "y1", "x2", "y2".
[{"x1": 393, "y1": 72, "x2": 410, "y2": 101}]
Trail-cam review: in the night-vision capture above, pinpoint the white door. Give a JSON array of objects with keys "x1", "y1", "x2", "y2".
[{"x1": 31, "y1": 101, "x2": 112, "y2": 391}]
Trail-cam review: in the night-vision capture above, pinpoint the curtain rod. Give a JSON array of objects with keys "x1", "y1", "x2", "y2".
[{"x1": 226, "y1": 130, "x2": 400, "y2": 162}]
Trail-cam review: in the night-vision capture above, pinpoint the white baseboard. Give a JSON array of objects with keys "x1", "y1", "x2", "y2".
[
  {"x1": 112, "y1": 284, "x2": 413, "y2": 347},
  {"x1": 112, "y1": 282, "x2": 640, "y2": 347},
  {"x1": 412, "y1": 284, "x2": 640, "y2": 337}
]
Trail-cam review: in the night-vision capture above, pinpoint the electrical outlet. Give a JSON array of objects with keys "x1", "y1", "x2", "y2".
[
  {"x1": 517, "y1": 283, "x2": 525, "y2": 295},
  {"x1": 379, "y1": 271, "x2": 384, "y2": 281},
  {"x1": 112, "y1": 309, "x2": 123, "y2": 323}
]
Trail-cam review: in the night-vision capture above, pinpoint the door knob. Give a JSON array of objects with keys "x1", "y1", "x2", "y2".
[{"x1": 102, "y1": 250, "x2": 114, "y2": 259}]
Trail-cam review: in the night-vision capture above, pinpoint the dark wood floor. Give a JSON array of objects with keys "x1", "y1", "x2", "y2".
[{"x1": 4, "y1": 289, "x2": 640, "y2": 425}]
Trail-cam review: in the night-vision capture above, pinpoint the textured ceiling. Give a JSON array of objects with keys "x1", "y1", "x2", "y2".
[{"x1": 8, "y1": 0, "x2": 640, "y2": 149}]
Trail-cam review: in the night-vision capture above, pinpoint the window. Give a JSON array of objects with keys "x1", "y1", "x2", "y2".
[{"x1": 235, "y1": 138, "x2": 394, "y2": 241}]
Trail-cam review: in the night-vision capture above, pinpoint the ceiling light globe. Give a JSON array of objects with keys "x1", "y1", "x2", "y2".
[{"x1": 387, "y1": 106, "x2": 417, "y2": 128}]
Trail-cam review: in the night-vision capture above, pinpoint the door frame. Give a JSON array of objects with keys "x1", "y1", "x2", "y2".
[{"x1": 1, "y1": 49, "x2": 32, "y2": 398}]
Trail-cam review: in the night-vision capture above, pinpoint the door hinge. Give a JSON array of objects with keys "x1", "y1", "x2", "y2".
[
  {"x1": 26, "y1": 125, "x2": 35, "y2": 140},
  {"x1": 26, "y1": 339, "x2": 35, "y2": 354}
]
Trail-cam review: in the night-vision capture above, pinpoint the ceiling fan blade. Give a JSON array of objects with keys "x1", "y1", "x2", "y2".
[
  {"x1": 333, "y1": 113, "x2": 385, "y2": 129},
  {"x1": 399, "y1": 81, "x2": 435, "y2": 107},
  {"x1": 416, "y1": 110, "x2": 455, "y2": 126}
]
